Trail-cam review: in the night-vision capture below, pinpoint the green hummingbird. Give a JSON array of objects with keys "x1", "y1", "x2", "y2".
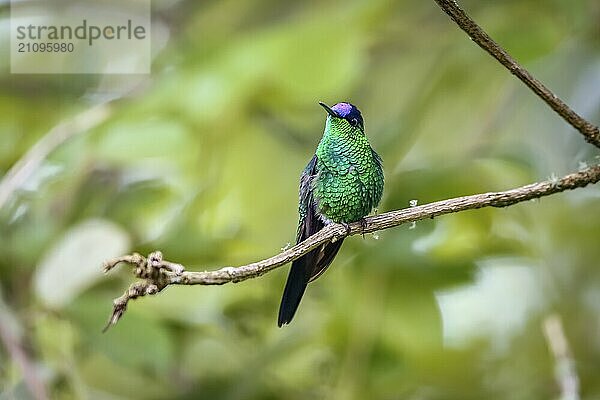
[{"x1": 278, "y1": 101, "x2": 384, "y2": 326}]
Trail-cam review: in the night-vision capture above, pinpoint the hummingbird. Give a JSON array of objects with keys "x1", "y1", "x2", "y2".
[{"x1": 278, "y1": 101, "x2": 384, "y2": 326}]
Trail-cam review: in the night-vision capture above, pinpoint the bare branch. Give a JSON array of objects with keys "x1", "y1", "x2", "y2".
[
  {"x1": 103, "y1": 165, "x2": 600, "y2": 330},
  {"x1": 433, "y1": 0, "x2": 600, "y2": 148},
  {"x1": 0, "y1": 297, "x2": 49, "y2": 400},
  {"x1": 543, "y1": 314, "x2": 580, "y2": 400}
]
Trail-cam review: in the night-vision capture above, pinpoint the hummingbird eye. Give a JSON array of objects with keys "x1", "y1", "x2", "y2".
[{"x1": 349, "y1": 118, "x2": 358, "y2": 127}]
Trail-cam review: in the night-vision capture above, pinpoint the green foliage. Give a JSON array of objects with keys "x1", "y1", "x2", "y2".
[{"x1": 1, "y1": 0, "x2": 600, "y2": 399}]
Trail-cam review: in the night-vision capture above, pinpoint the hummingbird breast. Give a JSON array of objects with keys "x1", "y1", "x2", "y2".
[{"x1": 313, "y1": 133, "x2": 383, "y2": 223}]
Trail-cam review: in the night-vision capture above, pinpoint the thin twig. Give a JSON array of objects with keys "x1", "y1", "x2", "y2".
[
  {"x1": 433, "y1": 0, "x2": 600, "y2": 148},
  {"x1": 543, "y1": 314, "x2": 580, "y2": 400},
  {"x1": 102, "y1": 165, "x2": 600, "y2": 330},
  {"x1": 0, "y1": 298, "x2": 48, "y2": 400},
  {"x1": 0, "y1": 104, "x2": 111, "y2": 210}
]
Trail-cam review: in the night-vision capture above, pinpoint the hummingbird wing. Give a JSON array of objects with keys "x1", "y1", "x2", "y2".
[{"x1": 278, "y1": 155, "x2": 344, "y2": 326}]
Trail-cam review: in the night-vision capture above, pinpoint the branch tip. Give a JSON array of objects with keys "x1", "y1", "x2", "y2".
[
  {"x1": 102, "y1": 252, "x2": 177, "y2": 331},
  {"x1": 102, "y1": 252, "x2": 146, "y2": 273}
]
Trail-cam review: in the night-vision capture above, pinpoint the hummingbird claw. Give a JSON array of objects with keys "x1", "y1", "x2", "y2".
[
  {"x1": 341, "y1": 222, "x2": 351, "y2": 236},
  {"x1": 332, "y1": 222, "x2": 351, "y2": 242}
]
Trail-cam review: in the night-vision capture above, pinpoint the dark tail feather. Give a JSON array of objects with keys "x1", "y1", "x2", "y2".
[
  {"x1": 308, "y1": 238, "x2": 344, "y2": 283},
  {"x1": 278, "y1": 239, "x2": 344, "y2": 327},
  {"x1": 278, "y1": 251, "x2": 313, "y2": 327}
]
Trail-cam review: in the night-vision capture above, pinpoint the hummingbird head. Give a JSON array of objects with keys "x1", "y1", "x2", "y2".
[{"x1": 319, "y1": 101, "x2": 364, "y2": 132}]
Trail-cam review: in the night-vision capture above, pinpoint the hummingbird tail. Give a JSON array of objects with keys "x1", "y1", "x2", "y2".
[
  {"x1": 277, "y1": 239, "x2": 344, "y2": 327},
  {"x1": 278, "y1": 253, "x2": 311, "y2": 327}
]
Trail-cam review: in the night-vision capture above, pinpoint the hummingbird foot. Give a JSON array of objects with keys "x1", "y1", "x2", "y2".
[
  {"x1": 359, "y1": 218, "x2": 368, "y2": 238},
  {"x1": 332, "y1": 222, "x2": 351, "y2": 243},
  {"x1": 341, "y1": 222, "x2": 352, "y2": 236}
]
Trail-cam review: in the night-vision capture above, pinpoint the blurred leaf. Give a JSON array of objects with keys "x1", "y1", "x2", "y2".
[
  {"x1": 34, "y1": 219, "x2": 130, "y2": 308},
  {"x1": 69, "y1": 293, "x2": 174, "y2": 375},
  {"x1": 35, "y1": 314, "x2": 79, "y2": 369},
  {"x1": 436, "y1": 259, "x2": 547, "y2": 350},
  {"x1": 80, "y1": 353, "x2": 170, "y2": 400}
]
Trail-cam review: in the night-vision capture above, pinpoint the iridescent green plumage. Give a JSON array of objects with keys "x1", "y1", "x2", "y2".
[
  {"x1": 313, "y1": 115, "x2": 384, "y2": 223},
  {"x1": 278, "y1": 102, "x2": 384, "y2": 326}
]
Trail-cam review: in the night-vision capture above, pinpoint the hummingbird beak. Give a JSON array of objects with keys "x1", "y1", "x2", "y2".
[{"x1": 319, "y1": 102, "x2": 338, "y2": 118}]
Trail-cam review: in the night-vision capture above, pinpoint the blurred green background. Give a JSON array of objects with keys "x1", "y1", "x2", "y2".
[{"x1": 1, "y1": 0, "x2": 600, "y2": 399}]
